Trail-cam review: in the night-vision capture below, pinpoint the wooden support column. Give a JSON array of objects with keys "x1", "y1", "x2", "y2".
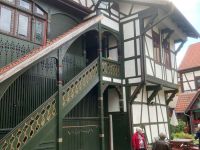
[
  {"x1": 98, "y1": 22, "x2": 105, "y2": 150},
  {"x1": 56, "y1": 48, "x2": 63, "y2": 150}
]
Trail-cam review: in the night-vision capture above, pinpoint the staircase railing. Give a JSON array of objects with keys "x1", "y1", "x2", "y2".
[
  {"x1": 0, "y1": 58, "x2": 99, "y2": 150},
  {"x1": 0, "y1": 93, "x2": 57, "y2": 150},
  {"x1": 102, "y1": 58, "x2": 121, "y2": 79},
  {"x1": 62, "y1": 58, "x2": 98, "y2": 107}
]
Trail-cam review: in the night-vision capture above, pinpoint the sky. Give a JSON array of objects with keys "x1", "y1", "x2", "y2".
[{"x1": 171, "y1": 0, "x2": 200, "y2": 67}]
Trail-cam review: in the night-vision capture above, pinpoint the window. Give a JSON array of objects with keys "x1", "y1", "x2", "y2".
[
  {"x1": 0, "y1": 0, "x2": 47, "y2": 44},
  {"x1": 35, "y1": 6, "x2": 44, "y2": 16},
  {"x1": 195, "y1": 77, "x2": 200, "y2": 89},
  {"x1": 3, "y1": 0, "x2": 15, "y2": 4},
  {"x1": 0, "y1": 6, "x2": 13, "y2": 33},
  {"x1": 34, "y1": 19, "x2": 44, "y2": 44},
  {"x1": 163, "y1": 41, "x2": 171, "y2": 68},
  {"x1": 152, "y1": 31, "x2": 161, "y2": 63},
  {"x1": 19, "y1": 0, "x2": 31, "y2": 10},
  {"x1": 17, "y1": 13, "x2": 30, "y2": 38}
]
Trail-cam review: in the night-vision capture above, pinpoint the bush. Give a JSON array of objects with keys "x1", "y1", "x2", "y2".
[
  {"x1": 170, "y1": 119, "x2": 186, "y2": 134},
  {"x1": 172, "y1": 132, "x2": 194, "y2": 139}
]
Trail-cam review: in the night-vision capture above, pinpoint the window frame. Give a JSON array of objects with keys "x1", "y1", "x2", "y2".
[
  {"x1": 152, "y1": 30, "x2": 161, "y2": 63},
  {"x1": 0, "y1": 4, "x2": 14, "y2": 34},
  {"x1": 16, "y1": 11, "x2": 31, "y2": 39},
  {"x1": 0, "y1": 0, "x2": 47, "y2": 45},
  {"x1": 163, "y1": 41, "x2": 171, "y2": 69},
  {"x1": 17, "y1": 0, "x2": 32, "y2": 12},
  {"x1": 195, "y1": 76, "x2": 200, "y2": 90},
  {"x1": 33, "y1": 18, "x2": 46, "y2": 44}
]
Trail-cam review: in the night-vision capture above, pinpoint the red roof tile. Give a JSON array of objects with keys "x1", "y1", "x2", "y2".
[
  {"x1": 175, "y1": 92, "x2": 197, "y2": 113},
  {"x1": 179, "y1": 42, "x2": 200, "y2": 71},
  {"x1": 0, "y1": 15, "x2": 103, "y2": 83}
]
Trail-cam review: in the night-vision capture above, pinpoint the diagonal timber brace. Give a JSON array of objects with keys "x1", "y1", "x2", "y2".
[
  {"x1": 165, "y1": 89, "x2": 178, "y2": 105},
  {"x1": 130, "y1": 82, "x2": 145, "y2": 104},
  {"x1": 146, "y1": 85, "x2": 162, "y2": 104},
  {"x1": 144, "y1": 12, "x2": 158, "y2": 32},
  {"x1": 175, "y1": 40, "x2": 186, "y2": 55}
]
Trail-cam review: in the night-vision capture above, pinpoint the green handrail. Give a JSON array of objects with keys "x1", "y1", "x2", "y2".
[
  {"x1": 0, "y1": 58, "x2": 99, "y2": 150},
  {"x1": 0, "y1": 57, "x2": 122, "y2": 150}
]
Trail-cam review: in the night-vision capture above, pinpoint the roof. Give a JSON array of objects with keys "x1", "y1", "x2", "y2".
[
  {"x1": 175, "y1": 91, "x2": 198, "y2": 113},
  {"x1": 169, "y1": 7, "x2": 199, "y2": 39},
  {"x1": 123, "y1": 0, "x2": 199, "y2": 38},
  {"x1": 179, "y1": 42, "x2": 200, "y2": 71},
  {"x1": 0, "y1": 15, "x2": 103, "y2": 83}
]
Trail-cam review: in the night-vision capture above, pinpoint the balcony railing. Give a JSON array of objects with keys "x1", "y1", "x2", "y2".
[{"x1": 102, "y1": 58, "x2": 121, "y2": 79}]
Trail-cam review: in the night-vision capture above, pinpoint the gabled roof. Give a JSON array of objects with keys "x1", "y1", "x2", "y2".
[
  {"x1": 175, "y1": 91, "x2": 199, "y2": 113},
  {"x1": 121, "y1": 0, "x2": 199, "y2": 38},
  {"x1": 0, "y1": 15, "x2": 103, "y2": 83},
  {"x1": 169, "y1": 7, "x2": 199, "y2": 39},
  {"x1": 179, "y1": 42, "x2": 200, "y2": 71}
]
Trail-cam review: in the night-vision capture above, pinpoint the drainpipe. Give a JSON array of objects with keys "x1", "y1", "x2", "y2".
[
  {"x1": 184, "y1": 111, "x2": 193, "y2": 133},
  {"x1": 97, "y1": 13, "x2": 105, "y2": 150}
]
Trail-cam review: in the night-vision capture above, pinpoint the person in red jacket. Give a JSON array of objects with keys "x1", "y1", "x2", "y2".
[{"x1": 132, "y1": 127, "x2": 147, "y2": 150}]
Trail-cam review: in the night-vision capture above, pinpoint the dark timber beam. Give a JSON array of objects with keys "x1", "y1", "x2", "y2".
[
  {"x1": 165, "y1": 89, "x2": 178, "y2": 105},
  {"x1": 161, "y1": 28, "x2": 174, "y2": 45},
  {"x1": 140, "y1": 4, "x2": 174, "y2": 35},
  {"x1": 144, "y1": 13, "x2": 158, "y2": 31},
  {"x1": 146, "y1": 85, "x2": 162, "y2": 104},
  {"x1": 175, "y1": 40, "x2": 186, "y2": 55},
  {"x1": 130, "y1": 82, "x2": 145, "y2": 104}
]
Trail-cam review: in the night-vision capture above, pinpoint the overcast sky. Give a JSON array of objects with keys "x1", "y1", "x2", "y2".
[{"x1": 171, "y1": 0, "x2": 200, "y2": 67}]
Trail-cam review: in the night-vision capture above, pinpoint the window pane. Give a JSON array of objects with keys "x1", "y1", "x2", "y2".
[
  {"x1": 0, "y1": 7, "x2": 12, "y2": 32},
  {"x1": 152, "y1": 31, "x2": 161, "y2": 63},
  {"x1": 35, "y1": 20, "x2": 44, "y2": 43},
  {"x1": 18, "y1": 14, "x2": 28, "y2": 37},
  {"x1": 19, "y1": 0, "x2": 31, "y2": 10},
  {"x1": 36, "y1": 7, "x2": 44, "y2": 16},
  {"x1": 3, "y1": 0, "x2": 15, "y2": 3}
]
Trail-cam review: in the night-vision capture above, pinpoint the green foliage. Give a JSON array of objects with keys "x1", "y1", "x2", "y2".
[
  {"x1": 170, "y1": 119, "x2": 186, "y2": 134},
  {"x1": 172, "y1": 132, "x2": 194, "y2": 139}
]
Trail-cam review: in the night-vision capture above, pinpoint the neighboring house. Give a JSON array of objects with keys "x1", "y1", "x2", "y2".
[
  {"x1": 176, "y1": 43, "x2": 200, "y2": 133},
  {"x1": 0, "y1": 0, "x2": 199, "y2": 149}
]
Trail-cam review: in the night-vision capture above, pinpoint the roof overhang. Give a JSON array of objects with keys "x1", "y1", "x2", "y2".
[
  {"x1": 186, "y1": 91, "x2": 200, "y2": 112},
  {"x1": 116, "y1": 0, "x2": 200, "y2": 38},
  {"x1": 164, "y1": 5, "x2": 200, "y2": 38}
]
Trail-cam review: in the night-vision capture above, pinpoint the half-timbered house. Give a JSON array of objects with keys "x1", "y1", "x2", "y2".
[
  {"x1": 0, "y1": 0, "x2": 199, "y2": 149},
  {"x1": 176, "y1": 42, "x2": 200, "y2": 133}
]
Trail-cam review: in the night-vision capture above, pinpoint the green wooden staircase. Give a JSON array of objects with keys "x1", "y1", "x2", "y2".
[
  {"x1": 0, "y1": 58, "x2": 99, "y2": 150},
  {"x1": 0, "y1": 14, "x2": 122, "y2": 149}
]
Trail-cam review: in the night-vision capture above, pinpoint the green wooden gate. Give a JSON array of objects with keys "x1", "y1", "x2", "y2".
[{"x1": 63, "y1": 118, "x2": 100, "y2": 150}]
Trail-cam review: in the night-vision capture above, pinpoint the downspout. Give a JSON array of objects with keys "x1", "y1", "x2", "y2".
[{"x1": 184, "y1": 111, "x2": 193, "y2": 133}]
